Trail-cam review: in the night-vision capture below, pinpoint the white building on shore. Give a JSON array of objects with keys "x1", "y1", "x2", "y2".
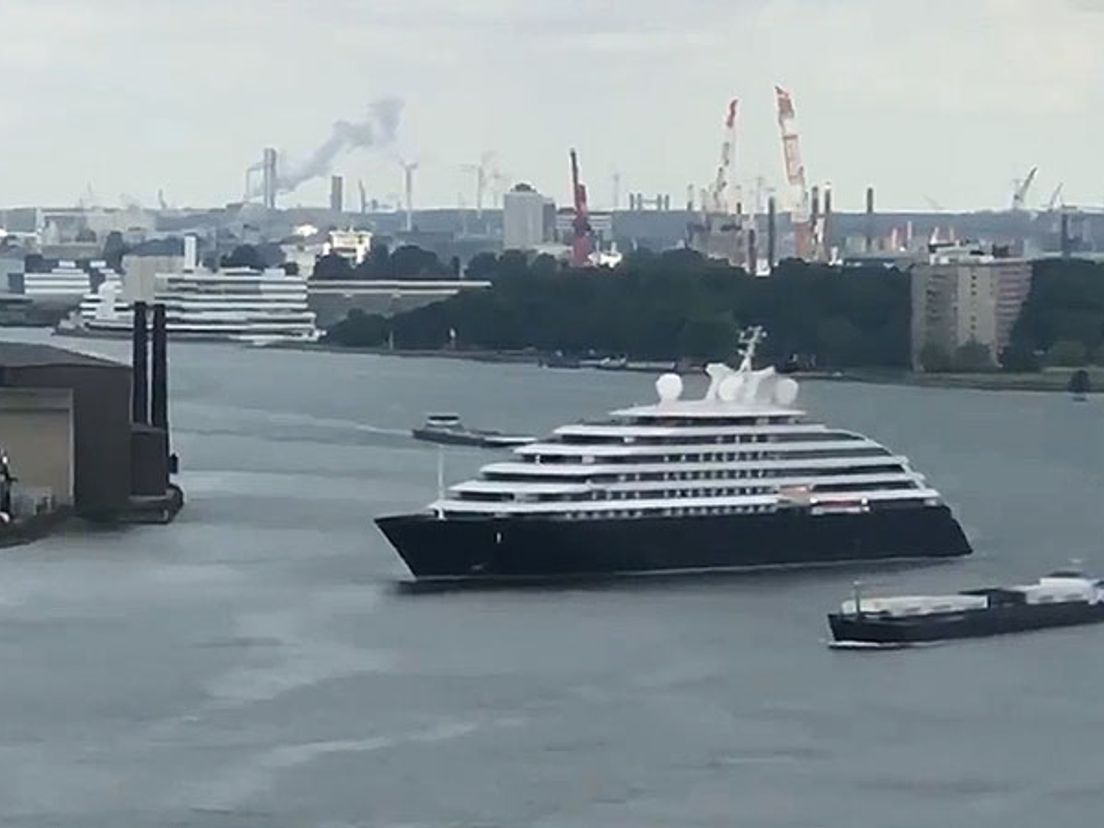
[{"x1": 910, "y1": 244, "x2": 1032, "y2": 369}]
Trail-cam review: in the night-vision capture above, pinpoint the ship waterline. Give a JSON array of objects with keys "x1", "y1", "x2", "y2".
[{"x1": 377, "y1": 504, "x2": 971, "y2": 580}]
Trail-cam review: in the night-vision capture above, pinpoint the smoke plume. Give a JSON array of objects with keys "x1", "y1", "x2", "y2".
[{"x1": 276, "y1": 97, "x2": 404, "y2": 193}]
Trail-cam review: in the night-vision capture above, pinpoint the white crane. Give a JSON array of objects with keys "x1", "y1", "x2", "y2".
[
  {"x1": 1045, "y1": 183, "x2": 1065, "y2": 212},
  {"x1": 1011, "y1": 166, "x2": 1038, "y2": 211}
]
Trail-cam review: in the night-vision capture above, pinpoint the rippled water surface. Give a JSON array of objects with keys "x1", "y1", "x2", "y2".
[{"x1": 1, "y1": 330, "x2": 1103, "y2": 826}]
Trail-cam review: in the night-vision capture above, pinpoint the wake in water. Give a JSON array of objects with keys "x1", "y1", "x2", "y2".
[{"x1": 826, "y1": 639, "x2": 946, "y2": 651}]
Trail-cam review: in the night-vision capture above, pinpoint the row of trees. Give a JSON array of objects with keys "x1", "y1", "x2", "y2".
[
  {"x1": 327, "y1": 250, "x2": 911, "y2": 367},
  {"x1": 1006, "y1": 258, "x2": 1104, "y2": 368},
  {"x1": 312, "y1": 245, "x2": 459, "y2": 280}
]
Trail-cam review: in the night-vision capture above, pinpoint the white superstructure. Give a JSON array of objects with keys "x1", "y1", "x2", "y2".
[
  {"x1": 431, "y1": 329, "x2": 942, "y2": 520},
  {"x1": 23, "y1": 260, "x2": 97, "y2": 304},
  {"x1": 78, "y1": 267, "x2": 319, "y2": 342}
]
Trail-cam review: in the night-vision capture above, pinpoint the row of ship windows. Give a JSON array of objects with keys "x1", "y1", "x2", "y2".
[
  {"x1": 556, "y1": 432, "x2": 858, "y2": 446},
  {"x1": 568, "y1": 506, "x2": 776, "y2": 518},
  {"x1": 461, "y1": 487, "x2": 771, "y2": 503},
  {"x1": 459, "y1": 481, "x2": 917, "y2": 503},
  {"x1": 623, "y1": 417, "x2": 800, "y2": 427},
  {"x1": 528, "y1": 448, "x2": 890, "y2": 466},
  {"x1": 449, "y1": 505, "x2": 779, "y2": 519},
  {"x1": 485, "y1": 465, "x2": 908, "y2": 483}
]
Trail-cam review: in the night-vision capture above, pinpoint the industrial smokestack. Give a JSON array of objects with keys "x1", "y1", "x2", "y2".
[
  {"x1": 747, "y1": 227, "x2": 757, "y2": 276},
  {"x1": 823, "y1": 185, "x2": 833, "y2": 257},
  {"x1": 183, "y1": 235, "x2": 197, "y2": 272},
  {"x1": 151, "y1": 304, "x2": 168, "y2": 431},
  {"x1": 330, "y1": 175, "x2": 344, "y2": 212},
  {"x1": 767, "y1": 196, "x2": 777, "y2": 273},
  {"x1": 262, "y1": 147, "x2": 278, "y2": 210},
  {"x1": 865, "y1": 186, "x2": 875, "y2": 252},
  {"x1": 1060, "y1": 212, "x2": 1071, "y2": 257},
  {"x1": 131, "y1": 302, "x2": 148, "y2": 425}
]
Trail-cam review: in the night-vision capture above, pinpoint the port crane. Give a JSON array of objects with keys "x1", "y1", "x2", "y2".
[
  {"x1": 569, "y1": 148, "x2": 593, "y2": 267},
  {"x1": 1045, "y1": 183, "x2": 1065, "y2": 212},
  {"x1": 775, "y1": 86, "x2": 813, "y2": 258},
  {"x1": 1011, "y1": 166, "x2": 1038, "y2": 211},
  {"x1": 709, "y1": 98, "x2": 740, "y2": 214}
]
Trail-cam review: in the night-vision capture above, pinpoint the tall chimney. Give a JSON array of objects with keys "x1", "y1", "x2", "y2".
[
  {"x1": 330, "y1": 175, "x2": 344, "y2": 212},
  {"x1": 151, "y1": 304, "x2": 169, "y2": 431},
  {"x1": 767, "y1": 196, "x2": 777, "y2": 273},
  {"x1": 1060, "y1": 212, "x2": 1071, "y2": 258},
  {"x1": 183, "y1": 235, "x2": 197, "y2": 273},
  {"x1": 131, "y1": 302, "x2": 149, "y2": 425},
  {"x1": 865, "y1": 186, "x2": 875, "y2": 252},
  {"x1": 810, "y1": 186, "x2": 821, "y2": 261},
  {"x1": 822, "y1": 185, "x2": 833, "y2": 257},
  {"x1": 262, "y1": 147, "x2": 278, "y2": 210},
  {"x1": 747, "y1": 227, "x2": 757, "y2": 276}
]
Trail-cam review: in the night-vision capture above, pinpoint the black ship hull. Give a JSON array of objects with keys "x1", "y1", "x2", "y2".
[
  {"x1": 375, "y1": 504, "x2": 971, "y2": 581},
  {"x1": 830, "y1": 601, "x2": 1104, "y2": 645}
]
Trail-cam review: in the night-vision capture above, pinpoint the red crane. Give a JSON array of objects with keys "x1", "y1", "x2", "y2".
[{"x1": 569, "y1": 148, "x2": 593, "y2": 267}]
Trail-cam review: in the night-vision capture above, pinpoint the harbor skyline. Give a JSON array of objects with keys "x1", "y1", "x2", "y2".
[{"x1": 1, "y1": 0, "x2": 1102, "y2": 211}]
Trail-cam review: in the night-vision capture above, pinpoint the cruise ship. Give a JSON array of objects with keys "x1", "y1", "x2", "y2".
[
  {"x1": 77, "y1": 266, "x2": 319, "y2": 342},
  {"x1": 376, "y1": 329, "x2": 972, "y2": 581}
]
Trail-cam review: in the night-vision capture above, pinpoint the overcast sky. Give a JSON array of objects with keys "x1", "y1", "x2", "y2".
[{"x1": 1, "y1": 0, "x2": 1101, "y2": 213}]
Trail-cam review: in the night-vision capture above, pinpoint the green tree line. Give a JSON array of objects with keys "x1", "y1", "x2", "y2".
[
  {"x1": 1007, "y1": 258, "x2": 1104, "y2": 368},
  {"x1": 328, "y1": 250, "x2": 910, "y2": 367}
]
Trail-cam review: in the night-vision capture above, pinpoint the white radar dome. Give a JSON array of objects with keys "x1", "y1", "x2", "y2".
[
  {"x1": 656, "y1": 373, "x2": 683, "y2": 402},
  {"x1": 718, "y1": 375, "x2": 744, "y2": 402},
  {"x1": 773, "y1": 377, "x2": 800, "y2": 406}
]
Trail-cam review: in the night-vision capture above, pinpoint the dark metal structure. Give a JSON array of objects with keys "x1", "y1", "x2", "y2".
[
  {"x1": 0, "y1": 343, "x2": 132, "y2": 516},
  {"x1": 0, "y1": 306, "x2": 182, "y2": 524}
]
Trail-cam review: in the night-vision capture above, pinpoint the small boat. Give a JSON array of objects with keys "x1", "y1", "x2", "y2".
[
  {"x1": 1068, "y1": 368, "x2": 1091, "y2": 401},
  {"x1": 411, "y1": 413, "x2": 535, "y2": 449},
  {"x1": 828, "y1": 569, "x2": 1104, "y2": 646},
  {"x1": 540, "y1": 351, "x2": 581, "y2": 369}
]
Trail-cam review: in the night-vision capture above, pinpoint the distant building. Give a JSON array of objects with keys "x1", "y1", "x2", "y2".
[
  {"x1": 1, "y1": 249, "x2": 25, "y2": 294},
  {"x1": 325, "y1": 230, "x2": 372, "y2": 265},
  {"x1": 122, "y1": 237, "x2": 186, "y2": 290},
  {"x1": 21, "y1": 260, "x2": 107, "y2": 309},
  {"x1": 910, "y1": 245, "x2": 1032, "y2": 369},
  {"x1": 503, "y1": 184, "x2": 553, "y2": 251}
]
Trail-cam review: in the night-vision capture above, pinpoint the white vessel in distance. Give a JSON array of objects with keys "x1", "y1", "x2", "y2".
[
  {"x1": 376, "y1": 327, "x2": 973, "y2": 580},
  {"x1": 78, "y1": 266, "x2": 319, "y2": 343}
]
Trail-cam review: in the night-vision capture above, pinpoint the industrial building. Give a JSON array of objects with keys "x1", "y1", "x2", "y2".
[
  {"x1": 0, "y1": 311, "x2": 183, "y2": 540},
  {"x1": 18, "y1": 260, "x2": 104, "y2": 308},
  {"x1": 121, "y1": 237, "x2": 187, "y2": 289},
  {"x1": 503, "y1": 184, "x2": 553, "y2": 251},
  {"x1": 0, "y1": 344, "x2": 131, "y2": 516},
  {"x1": 910, "y1": 246, "x2": 1032, "y2": 369}
]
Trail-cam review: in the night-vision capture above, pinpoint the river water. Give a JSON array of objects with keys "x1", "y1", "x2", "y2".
[{"x1": 1, "y1": 330, "x2": 1103, "y2": 827}]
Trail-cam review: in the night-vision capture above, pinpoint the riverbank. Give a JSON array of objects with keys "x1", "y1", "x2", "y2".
[
  {"x1": 831, "y1": 367, "x2": 1104, "y2": 393},
  {"x1": 275, "y1": 341, "x2": 1101, "y2": 393}
]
